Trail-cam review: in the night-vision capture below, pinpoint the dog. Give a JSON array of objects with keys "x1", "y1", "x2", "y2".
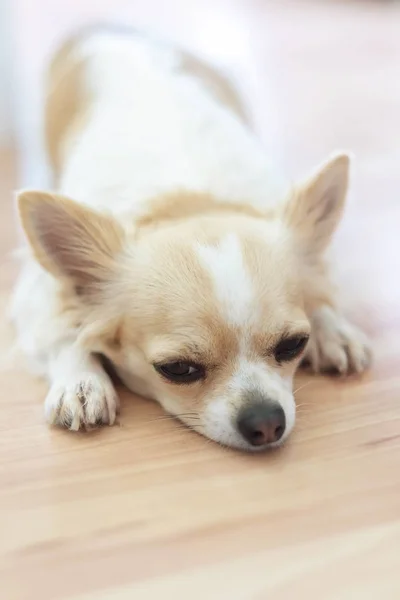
[{"x1": 11, "y1": 26, "x2": 371, "y2": 451}]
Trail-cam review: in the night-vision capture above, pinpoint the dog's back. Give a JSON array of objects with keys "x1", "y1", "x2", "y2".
[
  {"x1": 45, "y1": 27, "x2": 247, "y2": 181},
  {"x1": 43, "y1": 26, "x2": 287, "y2": 214}
]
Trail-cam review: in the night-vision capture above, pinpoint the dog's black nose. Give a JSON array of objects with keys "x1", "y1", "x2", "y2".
[{"x1": 237, "y1": 402, "x2": 286, "y2": 446}]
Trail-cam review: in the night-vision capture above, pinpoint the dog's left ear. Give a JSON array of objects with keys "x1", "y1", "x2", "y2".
[{"x1": 283, "y1": 153, "x2": 350, "y2": 254}]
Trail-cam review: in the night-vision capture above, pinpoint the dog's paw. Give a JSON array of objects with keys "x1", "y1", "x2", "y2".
[
  {"x1": 45, "y1": 371, "x2": 119, "y2": 430},
  {"x1": 302, "y1": 306, "x2": 372, "y2": 376}
]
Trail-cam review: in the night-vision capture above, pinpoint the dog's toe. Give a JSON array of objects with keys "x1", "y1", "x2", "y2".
[
  {"x1": 304, "y1": 306, "x2": 371, "y2": 377},
  {"x1": 45, "y1": 373, "x2": 118, "y2": 430}
]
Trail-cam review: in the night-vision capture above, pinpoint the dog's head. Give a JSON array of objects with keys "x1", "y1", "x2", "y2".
[{"x1": 19, "y1": 154, "x2": 349, "y2": 450}]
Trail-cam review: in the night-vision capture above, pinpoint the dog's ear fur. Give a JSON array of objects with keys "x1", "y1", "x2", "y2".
[
  {"x1": 283, "y1": 153, "x2": 350, "y2": 254},
  {"x1": 18, "y1": 190, "x2": 124, "y2": 292}
]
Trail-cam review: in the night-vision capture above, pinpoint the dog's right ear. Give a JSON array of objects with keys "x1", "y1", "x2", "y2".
[
  {"x1": 18, "y1": 190, "x2": 125, "y2": 293},
  {"x1": 283, "y1": 153, "x2": 350, "y2": 255}
]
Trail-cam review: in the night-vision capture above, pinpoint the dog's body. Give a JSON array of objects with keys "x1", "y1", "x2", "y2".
[{"x1": 12, "y1": 28, "x2": 370, "y2": 450}]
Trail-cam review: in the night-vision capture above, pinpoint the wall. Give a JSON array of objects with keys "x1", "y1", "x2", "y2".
[{"x1": 0, "y1": 0, "x2": 13, "y2": 145}]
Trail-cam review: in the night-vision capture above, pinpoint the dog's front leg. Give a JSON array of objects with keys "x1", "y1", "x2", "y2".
[
  {"x1": 303, "y1": 301, "x2": 371, "y2": 376},
  {"x1": 45, "y1": 343, "x2": 119, "y2": 430}
]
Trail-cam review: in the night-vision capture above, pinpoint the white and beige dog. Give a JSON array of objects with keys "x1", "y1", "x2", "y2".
[{"x1": 12, "y1": 27, "x2": 371, "y2": 450}]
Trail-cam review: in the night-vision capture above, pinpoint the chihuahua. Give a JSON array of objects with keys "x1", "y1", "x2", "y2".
[{"x1": 12, "y1": 27, "x2": 370, "y2": 450}]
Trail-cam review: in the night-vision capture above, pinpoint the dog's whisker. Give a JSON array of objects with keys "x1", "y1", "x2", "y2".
[
  {"x1": 148, "y1": 414, "x2": 201, "y2": 429},
  {"x1": 148, "y1": 412, "x2": 200, "y2": 423},
  {"x1": 293, "y1": 380, "x2": 314, "y2": 395}
]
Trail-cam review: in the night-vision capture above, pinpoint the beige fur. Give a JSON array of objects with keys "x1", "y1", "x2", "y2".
[
  {"x1": 44, "y1": 34, "x2": 89, "y2": 178},
  {"x1": 12, "y1": 27, "x2": 371, "y2": 451}
]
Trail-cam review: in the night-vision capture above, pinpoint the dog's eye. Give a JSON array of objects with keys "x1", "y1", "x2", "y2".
[
  {"x1": 154, "y1": 361, "x2": 205, "y2": 383},
  {"x1": 274, "y1": 335, "x2": 309, "y2": 363}
]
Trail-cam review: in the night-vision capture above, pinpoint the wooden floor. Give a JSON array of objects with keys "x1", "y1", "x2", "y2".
[{"x1": 2, "y1": 1, "x2": 400, "y2": 598}]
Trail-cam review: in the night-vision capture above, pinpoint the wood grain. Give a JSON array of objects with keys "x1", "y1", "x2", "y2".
[{"x1": 1, "y1": 1, "x2": 400, "y2": 598}]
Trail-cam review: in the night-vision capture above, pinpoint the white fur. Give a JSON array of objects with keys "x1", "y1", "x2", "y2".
[
  {"x1": 60, "y1": 32, "x2": 289, "y2": 214},
  {"x1": 10, "y1": 259, "x2": 73, "y2": 375},
  {"x1": 195, "y1": 234, "x2": 255, "y2": 327},
  {"x1": 202, "y1": 396, "x2": 245, "y2": 449}
]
